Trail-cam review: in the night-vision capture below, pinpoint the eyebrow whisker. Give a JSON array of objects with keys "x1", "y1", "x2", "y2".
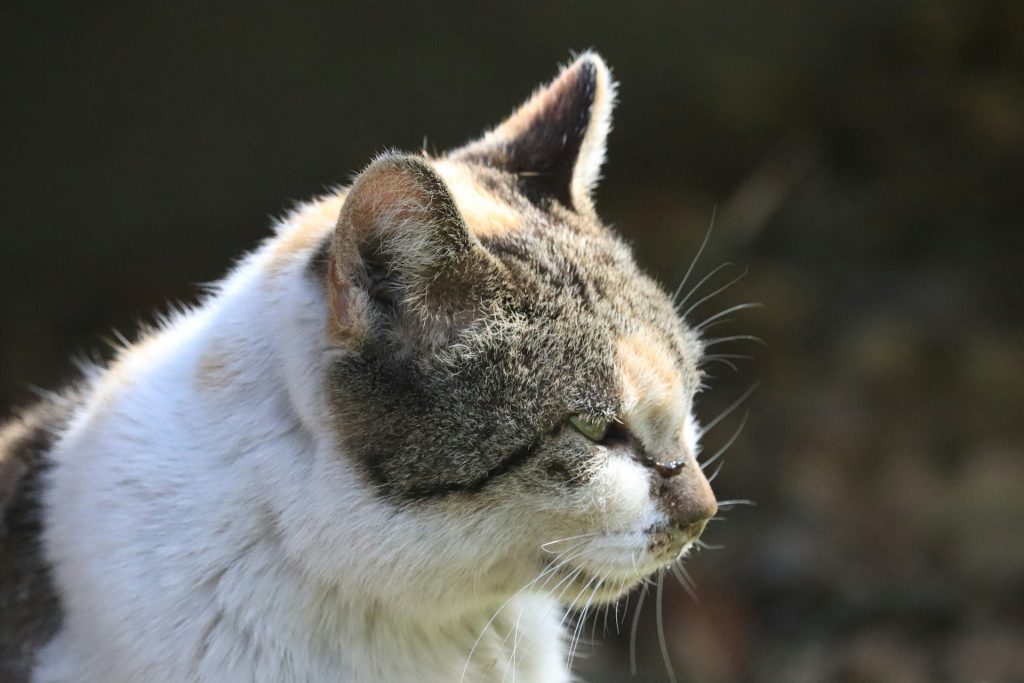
[
  {"x1": 680, "y1": 268, "x2": 750, "y2": 321},
  {"x1": 700, "y1": 409, "x2": 749, "y2": 471},
  {"x1": 672, "y1": 206, "x2": 716, "y2": 304},
  {"x1": 694, "y1": 302, "x2": 764, "y2": 332},
  {"x1": 675, "y1": 262, "x2": 734, "y2": 314},
  {"x1": 696, "y1": 383, "x2": 759, "y2": 440}
]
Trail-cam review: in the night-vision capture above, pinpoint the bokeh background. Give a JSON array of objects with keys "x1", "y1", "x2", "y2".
[{"x1": 2, "y1": 3, "x2": 1022, "y2": 682}]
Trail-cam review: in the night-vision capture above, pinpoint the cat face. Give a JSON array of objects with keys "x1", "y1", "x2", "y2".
[{"x1": 321, "y1": 53, "x2": 716, "y2": 605}]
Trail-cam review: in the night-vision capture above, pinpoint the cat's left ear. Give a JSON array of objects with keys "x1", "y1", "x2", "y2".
[{"x1": 448, "y1": 51, "x2": 617, "y2": 212}]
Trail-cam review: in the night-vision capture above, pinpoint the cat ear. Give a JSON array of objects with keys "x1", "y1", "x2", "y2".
[
  {"x1": 328, "y1": 153, "x2": 495, "y2": 340},
  {"x1": 449, "y1": 51, "x2": 617, "y2": 211}
]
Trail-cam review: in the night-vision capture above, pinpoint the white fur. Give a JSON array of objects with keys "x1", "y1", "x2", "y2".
[{"x1": 34, "y1": 194, "x2": 697, "y2": 682}]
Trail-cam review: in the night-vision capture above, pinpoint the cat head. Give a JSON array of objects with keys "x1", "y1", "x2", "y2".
[{"x1": 314, "y1": 52, "x2": 716, "y2": 609}]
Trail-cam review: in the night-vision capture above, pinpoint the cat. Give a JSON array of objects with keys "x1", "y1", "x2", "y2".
[{"x1": 0, "y1": 52, "x2": 720, "y2": 683}]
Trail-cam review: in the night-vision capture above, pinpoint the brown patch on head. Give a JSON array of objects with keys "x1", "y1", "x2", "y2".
[
  {"x1": 433, "y1": 160, "x2": 523, "y2": 238},
  {"x1": 617, "y1": 334, "x2": 682, "y2": 401},
  {"x1": 616, "y1": 334, "x2": 686, "y2": 456},
  {"x1": 267, "y1": 192, "x2": 346, "y2": 276}
]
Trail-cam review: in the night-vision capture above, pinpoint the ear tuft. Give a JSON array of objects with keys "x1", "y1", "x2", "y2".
[{"x1": 449, "y1": 51, "x2": 617, "y2": 211}]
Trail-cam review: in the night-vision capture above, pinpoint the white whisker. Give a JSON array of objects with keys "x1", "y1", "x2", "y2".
[
  {"x1": 539, "y1": 533, "x2": 598, "y2": 553},
  {"x1": 672, "y1": 206, "x2": 716, "y2": 303},
  {"x1": 716, "y1": 498, "x2": 756, "y2": 509},
  {"x1": 694, "y1": 302, "x2": 763, "y2": 332},
  {"x1": 681, "y1": 267, "x2": 749, "y2": 321},
  {"x1": 566, "y1": 575, "x2": 600, "y2": 667},
  {"x1": 707, "y1": 459, "x2": 726, "y2": 483},
  {"x1": 675, "y1": 262, "x2": 734, "y2": 313},
  {"x1": 697, "y1": 383, "x2": 759, "y2": 440},
  {"x1": 702, "y1": 334, "x2": 766, "y2": 348},
  {"x1": 459, "y1": 546, "x2": 584, "y2": 683},
  {"x1": 655, "y1": 570, "x2": 679, "y2": 683},
  {"x1": 670, "y1": 563, "x2": 699, "y2": 603},
  {"x1": 629, "y1": 583, "x2": 650, "y2": 676},
  {"x1": 701, "y1": 409, "x2": 749, "y2": 471}
]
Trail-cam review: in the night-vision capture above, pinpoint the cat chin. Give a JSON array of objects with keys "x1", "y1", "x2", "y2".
[
  {"x1": 536, "y1": 544, "x2": 696, "y2": 607},
  {"x1": 524, "y1": 520, "x2": 707, "y2": 607},
  {"x1": 540, "y1": 561, "x2": 653, "y2": 606}
]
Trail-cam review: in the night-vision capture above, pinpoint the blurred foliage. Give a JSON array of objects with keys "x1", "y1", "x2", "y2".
[{"x1": 1, "y1": 2, "x2": 1021, "y2": 682}]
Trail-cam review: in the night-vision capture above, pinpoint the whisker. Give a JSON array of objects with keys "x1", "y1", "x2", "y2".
[
  {"x1": 598, "y1": 599, "x2": 609, "y2": 640},
  {"x1": 540, "y1": 550, "x2": 590, "y2": 604},
  {"x1": 701, "y1": 356, "x2": 738, "y2": 372},
  {"x1": 629, "y1": 583, "x2": 649, "y2": 676},
  {"x1": 672, "y1": 206, "x2": 716, "y2": 304},
  {"x1": 560, "y1": 571, "x2": 600, "y2": 630},
  {"x1": 716, "y1": 499, "x2": 756, "y2": 509},
  {"x1": 568, "y1": 574, "x2": 605, "y2": 666},
  {"x1": 510, "y1": 609, "x2": 522, "y2": 683},
  {"x1": 706, "y1": 459, "x2": 726, "y2": 483},
  {"x1": 702, "y1": 334, "x2": 766, "y2": 348},
  {"x1": 697, "y1": 383, "x2": 759, "y2": 440},
  {"x1": 696, "y1": 539, "x2": 724, "y2": 551},
  {"x1": 655, "y1": 571, "x2": 679, "y2": 683},
  {"x1": 694, "y1": 317, "x2": 737, "y2": 334},
  {"x1": 460, "y1": 547, "x2": 584, "y2": 683},
  {"x1": 553, "y1": 567, "x2": 588, "y2": 614},
  {"x1": 540, "y1": 533, "x2": 598, "y2": 553},
  {"x1": 675, "y1": 261, "x2": 735, "y2": 313},
  {"x1": 670, "y1": 564, "x2": 700, "y2": 603},
  {"x1": 681, "y1": 267, "x2": 749, "y2": 320},
  {"x1": 695, "y1": 302, "x2": 764, "y2": 332},
  {"x1": 534, "y1": 550, "x2": 588, "y2": 598},
  {"x1": 616, "y1": 586, "x2": 629, "y2": 637},
  {"x1": 701, "y1": 409, "x2": 749, "y2": 471},
  {"x1": 703, "y1": 353, "x2": 755, "y2": 361}
]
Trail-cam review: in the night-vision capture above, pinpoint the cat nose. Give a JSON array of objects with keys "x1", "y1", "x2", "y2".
[{"x1": 651, "y1": 457, "x2": 718, "y2": 535}]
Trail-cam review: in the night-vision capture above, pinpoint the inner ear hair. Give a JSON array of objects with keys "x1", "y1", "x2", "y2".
[
  {"x1": 448, "y1": 51, "x2": 617, "y2": 212},
  {"x1": 328, "y1": 154, "x2": 502, "y2": 345}
]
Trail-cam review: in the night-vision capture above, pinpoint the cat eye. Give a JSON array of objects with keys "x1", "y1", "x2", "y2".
[{"x1": 567, "y1": 414, "x2": 611, "y2": 442}]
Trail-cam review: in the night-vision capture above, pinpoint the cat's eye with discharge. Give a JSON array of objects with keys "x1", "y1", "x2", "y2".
[{"x1": 568, "y1": 414, "x2": 611, "y2": 442}]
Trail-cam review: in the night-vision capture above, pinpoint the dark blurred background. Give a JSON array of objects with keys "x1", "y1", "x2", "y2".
[{"x1": 2, "y1": 2, "x2": 1022, "y2": 682}]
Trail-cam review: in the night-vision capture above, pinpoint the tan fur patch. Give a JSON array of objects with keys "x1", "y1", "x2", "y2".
[
  {"x1": 617, "y1": 335, "x2": 681, "y2": 399},
  {"x1": 433, "y1": 160, "x2": 522, "y2": 238},
  {"x1": 616, "y1": 334, "x2": 684, "y2": 452}
]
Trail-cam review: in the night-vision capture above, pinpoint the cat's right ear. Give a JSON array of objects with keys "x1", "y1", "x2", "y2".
[
  {"x1": 327, "y1": 153, "x2": 497, "y2": 344},
  {"x1": 449, "y1": 51, "x2": 617, "y2": 213}
]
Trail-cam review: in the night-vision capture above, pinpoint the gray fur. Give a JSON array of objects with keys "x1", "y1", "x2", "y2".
[{"x1": 0, "y1": 397, "x2": 77, "y2": 682}]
